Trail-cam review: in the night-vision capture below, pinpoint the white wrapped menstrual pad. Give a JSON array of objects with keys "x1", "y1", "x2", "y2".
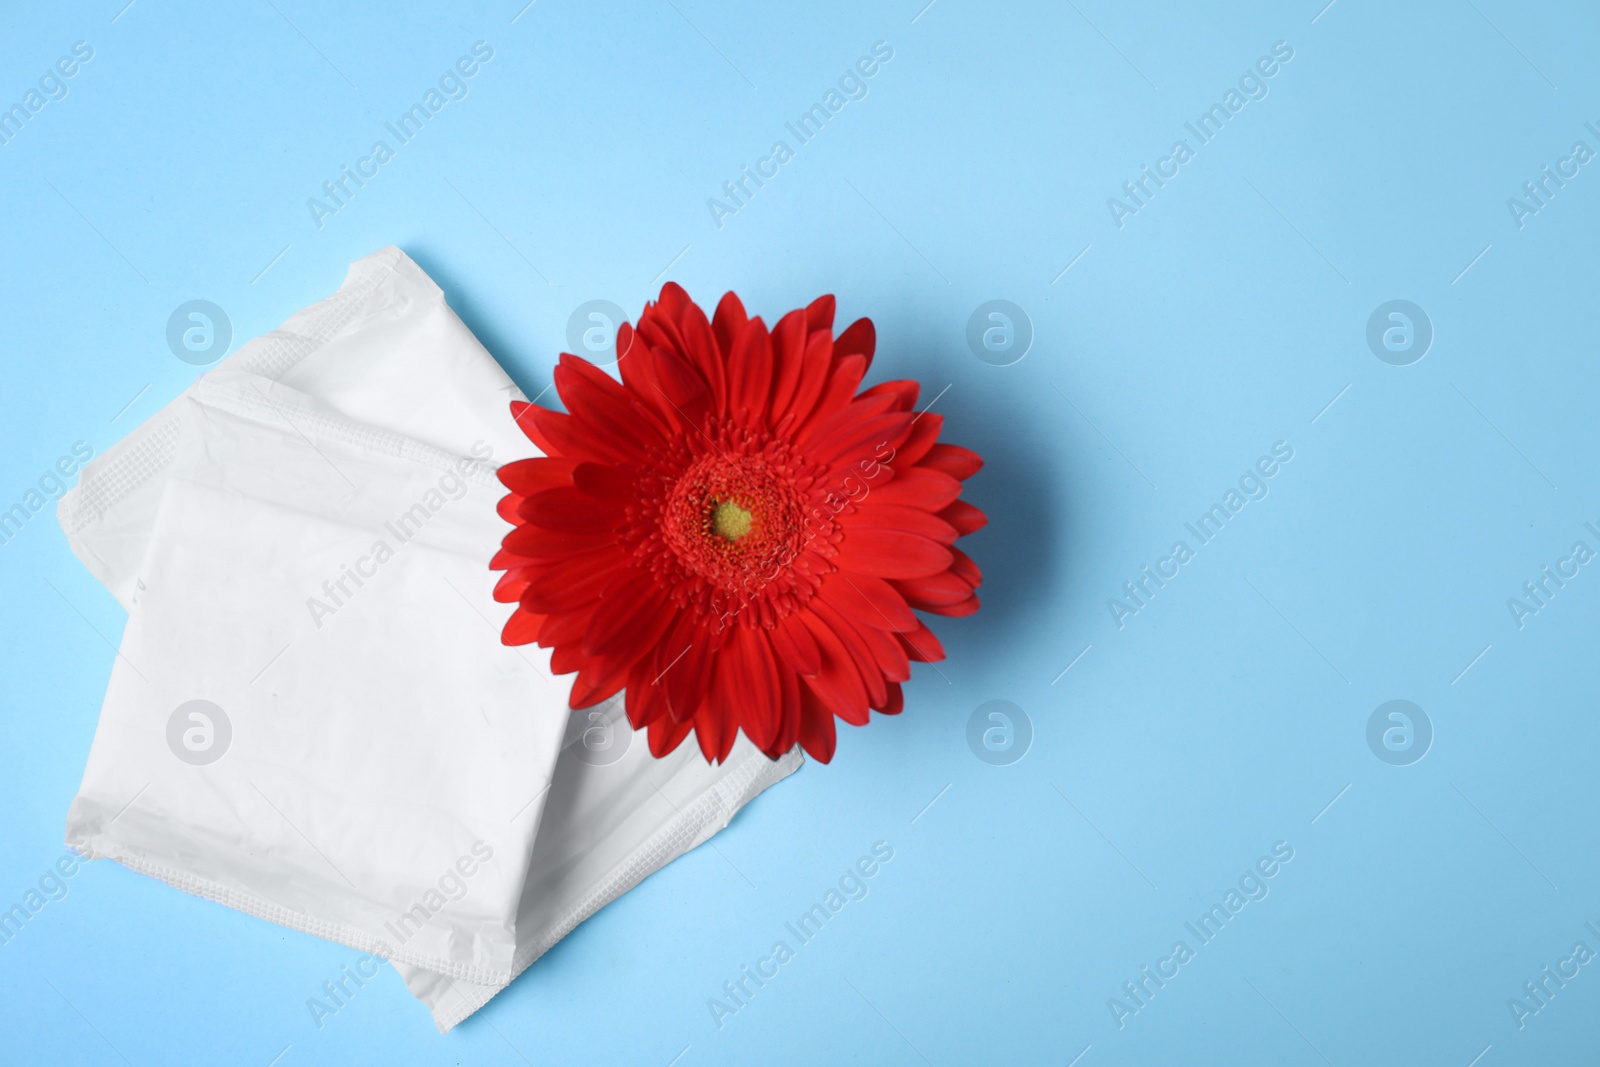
[{"x1": 57, "y1": 247, "x2": 801, "y2": 1031}]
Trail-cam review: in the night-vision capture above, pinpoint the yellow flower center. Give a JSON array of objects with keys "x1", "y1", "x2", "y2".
[{"x1": 711, "y1": 499, "x2": 753, "y2": 541}]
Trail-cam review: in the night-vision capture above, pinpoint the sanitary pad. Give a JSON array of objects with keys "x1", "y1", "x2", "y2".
[{"x1": 57, "y1": 246, "x2": 800, "y2": 1031}]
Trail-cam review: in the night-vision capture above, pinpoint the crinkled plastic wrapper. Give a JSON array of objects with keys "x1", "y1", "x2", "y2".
[{"x1": 58, "y1": 247, "x2": 800, "y2": 1031}]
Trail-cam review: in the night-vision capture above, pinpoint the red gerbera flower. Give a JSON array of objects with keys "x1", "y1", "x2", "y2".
[{"x1": 491, "y1": 284, "x2": 984, "y2": 764}]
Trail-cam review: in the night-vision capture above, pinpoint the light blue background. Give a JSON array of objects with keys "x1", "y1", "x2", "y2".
[{"x1": 2, "y1": 0, "x2": 1597, "y2": 1063}]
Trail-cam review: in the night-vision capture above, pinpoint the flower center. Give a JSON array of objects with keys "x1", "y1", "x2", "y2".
[
  {"x1": 658, "y1": 450, "x2": 809, "y2": 603},
  {"x1": 711, "y1": 499, "x2": 753, "y2": 541},
  {"x1": 624, "y1": 420, "x2": 841, "y2": 628}
]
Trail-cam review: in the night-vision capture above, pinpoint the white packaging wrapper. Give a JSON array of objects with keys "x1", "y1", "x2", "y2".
[{"x1": 57, "y1": 247, "x2": 801, "y2": 1031}]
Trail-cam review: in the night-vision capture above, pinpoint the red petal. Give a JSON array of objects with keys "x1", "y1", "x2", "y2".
[
  {"x1": 842, "y1": 614, "x2": 908, "y2": 693},
  {"x1": 496, "y1": 492, "x2": 525, "y2": 524},
  {"x1": 798, "y1": 683, "x2": 838, "y2": 763},
  {"x1": 648, "y1": 714, "x2": 695, "y2": 757},
  {"x1": 938, "y1": 500, "x2": 988, "y2": 536},
  {"x1": 646, "y1": 344, "x2": 713, "y2": 430},
  {"x1": 924, "y1": 593, "x2": 980, "y2": 617},
  {"x1": 804, "y1": 390, "x2": 899, "y2": 443},
  {"x1": 797, "y1": 610, "x2": 870, "y2": 723},
  {"x1": 853, "y1": 618, "x2": 910, "y2": 683},
  {"x1": 834, "y1": 317, "x2": 875, "y2": 370},
  {"x1": 550, "y1": 641, "x2": 585, "y2": 675},
  {"x1": 636, "y1": 304, "x2": 687, "y2": 366},
  {"x1": 537, "y1": 605, "x2": 594, "y2": 648},
  {"x1": 769, "y1": 612, "x2": 821, "y2": 675},
  {"x1": 502, "y1": 525, "x2": 603, "y2": 559},
  {"x1": 501, "y1": 608, "x2": 544, "y2": 646},
  {"x1": 891, "y1": 570, "x2": 973, "y2": 607},
  {"x1": 678, "y1": 298, "x2": 726, "y2": 413},
  {"x1": 571, "y1": 462, "x2": 635, "y2": 504},
  {"x1": 859, "y1": 378, "x2": 917, "y2": 412},
  {"x1": 802, "y1": 398, "x2": 906, "y2": 463},
  {"x1": 727, "y1": 317, "x2": 773, "y2": 426},
  {"x1": 808, "y1": 599, "x2": 886, "y2": 710},
  {"x1": 657, "y1": 282, "x2": 690, "y2": 316},
  {"x1": 616, "y1": 322, "x2": 660, "y2": 402},
  {"x1": 777, "y1": 329, "x2": 834, "y2": 428},
  {"x1": 527, "y1": 406, "x2": 635, "y2": 467},
  {"x1": 793, "y1": 353, "x2": 866, "y2": 438},
  {"x1": 519, "y1": 486, "x2": 622, "y2": 534},
  {"x1": 874, "y1": 681, "x2": 904, "y2": 715},
  {"x1": 510, "y1": 400, "x2": 556, "y2": 454},
  {"x1": 893, "y1": 412, "x2": 943, "y2": 468},
  {"x1": 949, "y1": 546, "x2": 982, "y2": 587},
  {"x1": 921, "y1": 443, "x2": 984, "y2": 481},
  {"x1": 625, "y1": 662, "x2": 666, "y2": 730},
  {"x1": 840, "y1": 528, "x2": 953, "y2": 579},
  {"x1": 712, "y1": 292, "x2": 749, "y2": 356},
  {"x1": 817, "y1": 571, "x2": 918, "y2": 632},
  {"x1": 570, "y1": 652, "x2": 630, "y2": 708},
  {"x1": 766, "y1": 309, "x2": 808, "y2": 420},
  {"x1": 520, "y1": 546, "x2": 625, "y2": 612},
  {"x1": 897, "y1": 620, "x2": 947, "y2": 663},
  {"x1": 840, "y1": 503, "x2": 959, "y2": 545},
  {"x1": 728, "y1": 627, "x2": 782, "y2": 754},
  {"x1": 870, "y1": 469, "x2": 962, "y2": 510},
  {"x1": 490, "y1": 546, "x2": 531, "y2": 571},
  {"x1": 805, "y1": 294, "x2": 836, "y2": 331},
  {"x1": 584, "y1": 570, "x2": 676, "y2": 658},
  {"x1": 493, "y1": 568, "x2": 534, "y2": 603},
  {"x1": 695, "y1": 677, "x2": 739, "y2": 764},
  {"x1": 765, "y1": 668, "x2": 798, "y2": 758},
  {"x1": 658, "y1": 611, "x2": 714, "y2": 724},
  {"x1": 556, "y1": 353, "x2": 665, "y2": 453},
  {"x1": 497, "y1": 457, "x2": 576, "y2": 495}
]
